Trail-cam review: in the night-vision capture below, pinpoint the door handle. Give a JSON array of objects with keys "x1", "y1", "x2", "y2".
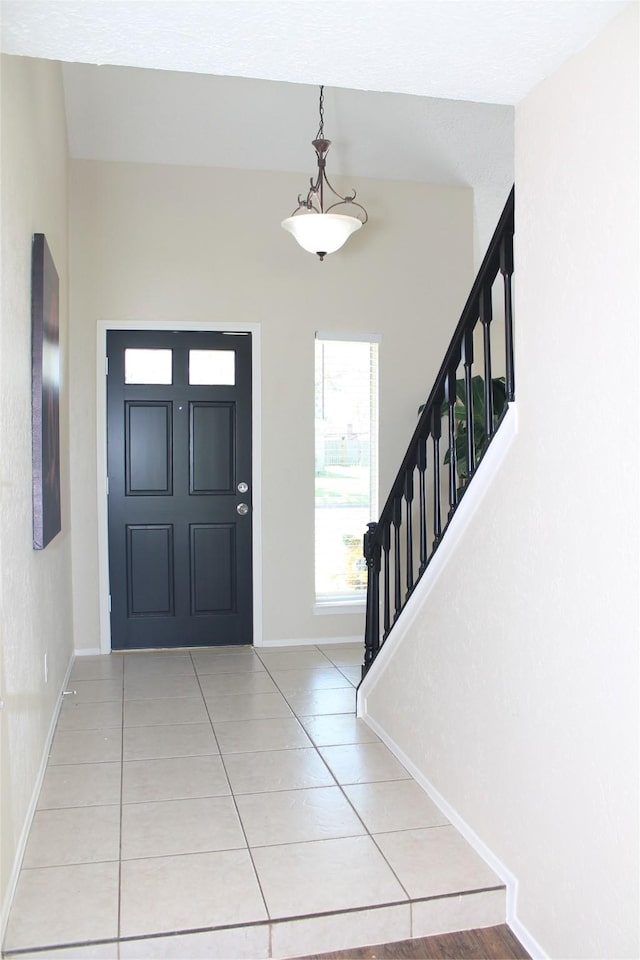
[{"x1": 236, "y1": 503, "x2": 249, "y2": 516}]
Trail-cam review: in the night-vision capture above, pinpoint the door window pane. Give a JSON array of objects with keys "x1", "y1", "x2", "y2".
[
  {"x1": 315, "y1": 337, "x2": 379, "y2": 602},
  {"x1": 124, "y1": 349, "x2": 172, "y2": 384},
  {"x1": 189, "y1": 350, "x2": 235, "y2": 385}
]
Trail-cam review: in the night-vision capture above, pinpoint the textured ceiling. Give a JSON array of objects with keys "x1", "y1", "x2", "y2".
[{"x1": 1, "y1": 0, "x2": 629, "y2": 105}]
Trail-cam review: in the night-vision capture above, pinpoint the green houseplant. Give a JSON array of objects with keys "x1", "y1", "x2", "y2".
[
  {"x1": 420, "y1": 375, "x2": 507, "y2": 488},
  {"x1": 442, "y1": 375, "x2": 507, "y2": 485}
]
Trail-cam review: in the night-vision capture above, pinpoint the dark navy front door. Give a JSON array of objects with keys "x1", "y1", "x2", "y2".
[{"x1": 106, "y1": 330, "x2": 252, "y2": 650}]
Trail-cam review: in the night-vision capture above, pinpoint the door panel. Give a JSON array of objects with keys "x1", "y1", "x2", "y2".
[
  {"x1": 190, "y1": 523, "x2": 235, "y2": 614},
  {"x1": 107, "y1": 330, "x2": 252, "y2": 650},
  {"x1": 190, "y1": 403, "x2": 234, "y2": 493},
  {"x1": 126, "y1": 402, "x2": 173, "y2": 495},
  {"x1": 126, "y1": 524, "x2": 175, "y2": 617}
]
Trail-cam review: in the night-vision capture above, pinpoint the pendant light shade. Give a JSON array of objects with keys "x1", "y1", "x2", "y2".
[
  {"x1": 282, "y1": 86, "x2": 367, "y2": 261},
  {"x1": 281, "y1": 212, "x2": 363, "y2": 258}
]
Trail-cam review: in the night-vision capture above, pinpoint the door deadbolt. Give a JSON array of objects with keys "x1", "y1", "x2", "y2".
[
  {"x1": 237, "y1": 481, "x2": 249, "y2": 494},
  {"x1": 237, "y1": 503, "x2": 249, "y2": 516}
]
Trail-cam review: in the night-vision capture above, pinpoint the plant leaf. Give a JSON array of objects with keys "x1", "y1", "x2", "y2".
[{"x1": 471, "y1": 375, "x2": 485, "y2": 409}]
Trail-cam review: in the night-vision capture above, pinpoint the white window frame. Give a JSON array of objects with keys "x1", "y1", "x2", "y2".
[{"x1": 313, "y1": 330, "x2": 380, "y2": 614}]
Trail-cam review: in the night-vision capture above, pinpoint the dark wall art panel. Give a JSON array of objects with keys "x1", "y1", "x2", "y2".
[{"x1": 31, "y1": 233, "x2": 61, "y2": 549}]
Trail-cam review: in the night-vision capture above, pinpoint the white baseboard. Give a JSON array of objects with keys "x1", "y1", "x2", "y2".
[
  {"x1": 360, "y1": 710, "x2": 547, "y2": 959},
  {"x1": 1, "y1": 650, "x2": 75, "y2": 943},
  {"x1": 78, "y1": 640, "x2": 363, "y2": 652},
  {"x1": 257, "y1": 635, "x2": 362, "y2": 648},
  {"x1": 507, "y1": 914, "x2": 548, "y2": 960}
]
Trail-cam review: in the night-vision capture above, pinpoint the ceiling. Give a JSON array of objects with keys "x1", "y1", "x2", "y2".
[
  {"x1": 0, "y1": 1, "x2": 628, "y2": 104},
  {"x1": 0, "y1": 1, "x2": 628, "y2": 250}
]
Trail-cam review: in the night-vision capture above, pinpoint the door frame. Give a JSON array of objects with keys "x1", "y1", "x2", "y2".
[{"x1": 96, "y1": 320, "x2": 262, "y2": 654}]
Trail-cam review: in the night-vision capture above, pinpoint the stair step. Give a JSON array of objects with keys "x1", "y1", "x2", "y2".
[{"x1": 4, "y1": 888, "x2": 505, "y2": 959}]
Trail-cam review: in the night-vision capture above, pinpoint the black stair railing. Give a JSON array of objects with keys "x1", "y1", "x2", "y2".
[{"x1": 362, "y1": 186, "x2": 515, "y2": 679}]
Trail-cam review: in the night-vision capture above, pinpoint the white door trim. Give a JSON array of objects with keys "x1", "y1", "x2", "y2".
[{"x1": 96, "y1": 320, "x2": 262, "y2": 654}]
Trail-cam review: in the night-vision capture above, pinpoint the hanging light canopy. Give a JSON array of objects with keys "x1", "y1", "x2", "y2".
[{"x1": 282, "y1": 86, "x2": 368, "y2": 261}]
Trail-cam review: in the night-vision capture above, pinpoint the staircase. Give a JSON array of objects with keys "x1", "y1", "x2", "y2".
[{"x1": 361, "y1": 187, "x2": 515, "y2": 680}]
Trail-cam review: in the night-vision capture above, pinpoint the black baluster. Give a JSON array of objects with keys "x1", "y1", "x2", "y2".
[
  {"x1": 404, "y1": 469, "x2": 414, "y2": 593},
  {"x1": 445, "y1": 368, "x2": 458, "y2": 518},
  {"x1": 500, "y1": 206, "x2": 515, "y2": 402},
  {"x1": 382, "y1": 522, "x2": 391, "y2": 636},
  {"x1": 462, "y1": 327, "x2": 475, "y2": 481},
  {"x1": 480, "y1": 286, "x2": 494, "y2": 441},
  {"x1": 431, "y1": 406, "x2": 442, "y2": 545},
  {"x1": 417, "y1": 435, "x2": 428, "y2": 572},
  {"x1": 363, "y1": 522, "x2": 381, "y2": 677},
  {"x1": 392, "y1": 496, "x2": 402, "y2": 619},
  {"x1": 362, "y1": 189, "x2": 515, "y2": 673}
]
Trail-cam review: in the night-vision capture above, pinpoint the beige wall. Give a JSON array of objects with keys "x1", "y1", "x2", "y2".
[
  {"x1": 68, "y1": 161, "x2": 473, "y2": 650},
  {"x1": 363, "y1": 7, "x2": 639, "y2": 959},
  {"x1": 0, "y1": 56, "x2": 74, "y2": 926}
]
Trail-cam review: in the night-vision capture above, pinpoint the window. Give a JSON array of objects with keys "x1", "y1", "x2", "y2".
[
  {"x1": 124, "y1": 349, "x2": 172, "y2": 384},
  {"x1": 315, "y1": 333, "x2": 379, "y2": 605},
  {"x1": 189, "y1": 349, "x2": 235, "y2": 385}
]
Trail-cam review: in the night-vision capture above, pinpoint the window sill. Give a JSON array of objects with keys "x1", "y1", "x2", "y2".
[{"x1": 313, "y1": 601, "x2": 366, "y2": 616}]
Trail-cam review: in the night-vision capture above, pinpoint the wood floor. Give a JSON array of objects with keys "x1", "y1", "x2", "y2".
[{"x1": 296, "y1": 924, "x2": 530, "y2": 960}]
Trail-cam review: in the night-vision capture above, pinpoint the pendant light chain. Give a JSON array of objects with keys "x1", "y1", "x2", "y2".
[{"x1": 316, "y1": 84, "x2": 325, "y2": 140}]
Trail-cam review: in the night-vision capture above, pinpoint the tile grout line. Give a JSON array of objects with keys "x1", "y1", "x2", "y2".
[
  {"x1": 255, "y1": 646, "x2": 419, "y2": 926},
  {"x1": 1, "y1": 890, "x2": 507, "y2": 959},
  {"x1": 300, "y1": 655, "x2": 415, "y2": 905},
  {"x1": 9, "y1": 645, "x2": 499, "y2": 956},
  {"x1": 256, "y1": 647, "x2": 378, "y2": 837},
  {"x1": 190, "y1": 643, "x2": 389, "y2": 954},
  {"x1": 264, "y1": 646, "x2": 417, "y2": 909},
  {"x1": 7, "y1": 657, "x2": 125, "y2": 956},
  {"x1": 211, "y1": 646, "x2": 384, "y2": 957},
  {"x1": 189, "y1": 648, "x2": 274, "y2": 942},
  {"x1": 117, "y1": 653, "x2": 126, "y2": 946}
]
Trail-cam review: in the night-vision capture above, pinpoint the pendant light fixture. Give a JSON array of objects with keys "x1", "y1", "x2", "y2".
[{"x1": 282, "y1": 86, "x2": 368, "y2": 261}]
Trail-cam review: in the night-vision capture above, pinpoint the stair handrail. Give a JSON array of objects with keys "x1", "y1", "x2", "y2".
[{"x1": 362, "y1": 186, "x2": 515, "y2": 678}]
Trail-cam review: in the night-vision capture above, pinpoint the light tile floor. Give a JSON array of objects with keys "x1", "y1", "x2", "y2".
[{"x1": 3, "y1": 644, "x2": 505, "y2": 960}]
